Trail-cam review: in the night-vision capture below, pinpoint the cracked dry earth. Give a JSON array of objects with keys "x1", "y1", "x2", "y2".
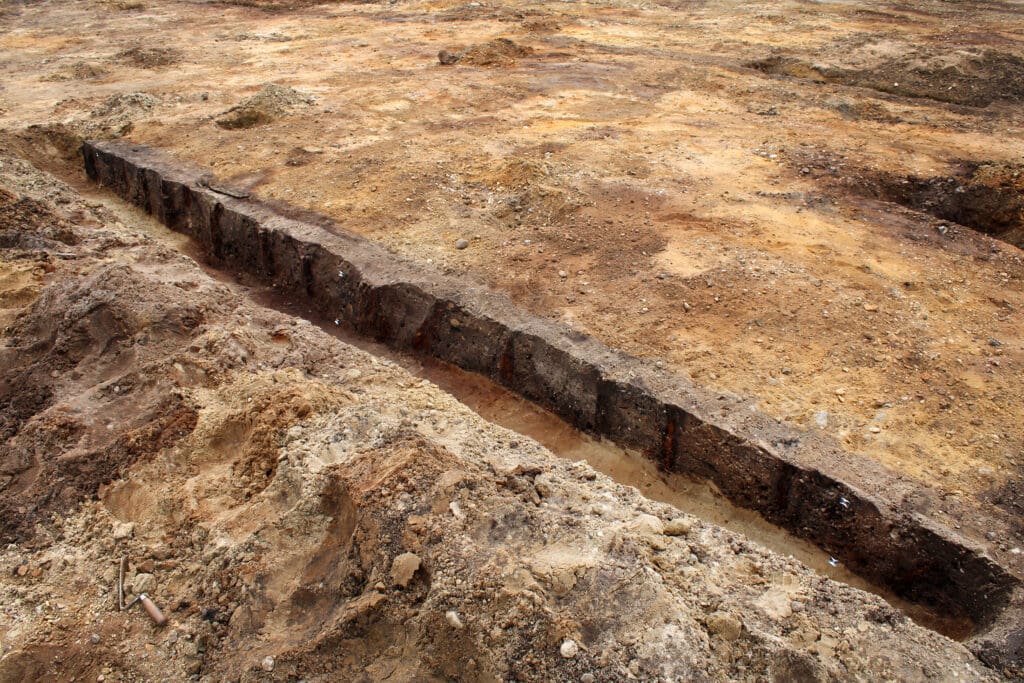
[{"x1": 0, "y1": 149, "x2": 1004, "y2": 681}]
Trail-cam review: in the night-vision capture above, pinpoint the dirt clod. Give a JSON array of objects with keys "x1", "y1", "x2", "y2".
[
  {"x1": 438, "y1": 49, "x2": 461, "y2": 65},
  {"x1": 116, "y1": 46, "x2": 182, "y2": 69},
  {"x1": 459, "y1": 38, "x2": 533, "y2": 66},
  {"x1": 215, "y1": 83, "x2": 314, "y2": 129},
  {"x1": 390, "y1": 552, "x2": 422, "y2": 587}
]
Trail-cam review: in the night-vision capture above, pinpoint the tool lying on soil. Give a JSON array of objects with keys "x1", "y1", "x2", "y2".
[{"x1": 117, "y1": 556, "x2": 167, "y2": 626}]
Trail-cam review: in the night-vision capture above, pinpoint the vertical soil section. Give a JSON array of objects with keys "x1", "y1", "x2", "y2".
[{"x1": 82, "y1": 140, "x2": 1022, "y2": 665}]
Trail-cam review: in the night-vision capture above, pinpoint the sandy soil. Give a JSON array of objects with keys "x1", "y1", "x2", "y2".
[
  {"x1": 1, "y1": 0, "x2": 1023, "y2": 678},
  {"x1": 0, "y1": 153, "x2": 1000, "y2": 681},
  {"x1": 1, "y1": 0, "x2": 1020, "y2": 534}
]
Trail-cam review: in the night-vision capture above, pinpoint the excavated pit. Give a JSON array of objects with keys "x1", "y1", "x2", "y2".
[
  {"x1": 855, "y1": 163, "x2": 1024, "y2": 248},
  {"x1": 746, "y1": 50, "x2": 1024, "y2": 108},
  {"x1": 81, "y1": 139, "x2": 1024, "y2": 667}
]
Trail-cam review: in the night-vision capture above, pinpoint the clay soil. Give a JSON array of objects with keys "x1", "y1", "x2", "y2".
[{"x1": 1, "y1": 0, "x2": 1024, "y2": 680}]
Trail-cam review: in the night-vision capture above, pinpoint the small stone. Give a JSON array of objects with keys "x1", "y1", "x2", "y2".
[
  {"x1": 560, "y1": 639, "x2": 579, "y2": 659},
  {"x1": 261, "y1": 655, "x2": 275, "y2": 672},
  {"x1": 132, "y1": 573, "x2": 157, "y2": 595},
  {"x1": 90, "y1": 633, "x2": 101, "y2": 644},
  {"x1": 390, "y1": 553, "x2": 422, "y2": 588},
  {"x1": 455, "y1": 238, "x2": 469, "y2": 250},
  {"x1": 631, "y1": 513, "x2": 664, "y2": 536},
  {"x1": 707, "y1": 612, "x2": 742, "y2": 641},
  {"x1": 558, "y1": 270, "x2": 567, "y2": 278},
  {"x1": 664, "y1": 518, "x2": 692, "y2": 536},
  {"x1": 988, "y1": 339, "x2": 1003, "y2": 347},
  {"x1": 581, "y1": 675, "x2": 595, "y2": 683},
  {"x1": 112, "y1": 522, "x2": 135, "y2": 540},
  {"x1": 800, "y1": 167, "x2": 810, "y2": 174},
  {"x1": 445, "y1": 610, "x2": 464, "y2": 629},
  {"x1": 438, "y1": 50, "x2": 461, "y2": 65}
]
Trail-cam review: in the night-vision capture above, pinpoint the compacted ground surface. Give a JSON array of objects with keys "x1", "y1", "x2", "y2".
[{"x1": 1, "y1": 0, "x2": 1023, "y2": 680}]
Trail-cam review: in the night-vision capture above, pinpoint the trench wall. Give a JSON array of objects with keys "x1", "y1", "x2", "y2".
[{"x1": 82, "y1": 140, "x2": 1022, "y2": 664}]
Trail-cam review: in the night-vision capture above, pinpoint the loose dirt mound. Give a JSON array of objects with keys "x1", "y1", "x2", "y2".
[
  {"x1": 41, "y1": 61, "x2": 110, "y2": 82},
  {"x1": 439, "y1": 38, "x2": 534, "y2": 67},
  {"x1": 90, "y1": 92, "x2": 159, "y2": 133},
  {"x1": 0, "y1": 158, "x2": 999, "y2": 681},
  {"x1": 215, "y1": 83, "x2": 314, "y2": 129},
  {"x1": 116, "y1": 46, "x2": 183, "y2": 69}
]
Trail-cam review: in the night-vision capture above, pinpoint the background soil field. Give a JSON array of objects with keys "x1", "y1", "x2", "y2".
[{"x1": 1, "y1": 0, "x2": 1023, "y2": 679}]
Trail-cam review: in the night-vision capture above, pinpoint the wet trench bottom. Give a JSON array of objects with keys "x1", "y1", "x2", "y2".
[{"x1": 81, "y1": 139, "x2": 1022, "y2": 666}]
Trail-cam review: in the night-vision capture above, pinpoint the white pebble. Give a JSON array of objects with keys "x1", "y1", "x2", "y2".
[{"x1": 445, "y1": 610, "x2": 464, "y2": 629}]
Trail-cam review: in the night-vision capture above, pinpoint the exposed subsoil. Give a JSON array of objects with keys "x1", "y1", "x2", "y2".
[
  {"x1": 0, "y1": 154, "x2": 999, "y2": 682},
  {"x1": 1, "y1": 0, "x2": 1024, "y2": 679},
  {"x1": 3, "y1": 0, "x2": 1020, "y2": 531},
  {"x1": 747, "y1": 48, "x2": 1024, "y2": 108}
]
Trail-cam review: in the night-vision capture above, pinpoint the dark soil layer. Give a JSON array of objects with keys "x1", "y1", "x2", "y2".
[
  {"x1": 852, "y1": 162, "x2": 1024, "y2": 247},
  {"x1": 749, "y1": 49, "x2": 1024, "y2": 107}
]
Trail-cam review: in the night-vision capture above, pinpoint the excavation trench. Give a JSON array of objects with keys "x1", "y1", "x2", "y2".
[
  {"x1": 255, "y1": 286, "x2": 974, "y2": 640},
  {"x1": 82, "y1": 140, "x2": 1023, "y2": 666}
]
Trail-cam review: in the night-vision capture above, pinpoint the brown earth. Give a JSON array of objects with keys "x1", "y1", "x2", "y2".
[
  {"x1": 1, "y1": 0, "x2": 1024, "y2": 679},
  {"x1": 3, "y1": 0, "x2": 1021, "y2": 528},
  {"x1": 0, "y1": 153, "x2": 998, "y2": 681}
]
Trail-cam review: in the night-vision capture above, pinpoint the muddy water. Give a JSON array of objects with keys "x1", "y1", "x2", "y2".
[{"x1": 90, "y1": 190, "x2": 973, "y2": 641}]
